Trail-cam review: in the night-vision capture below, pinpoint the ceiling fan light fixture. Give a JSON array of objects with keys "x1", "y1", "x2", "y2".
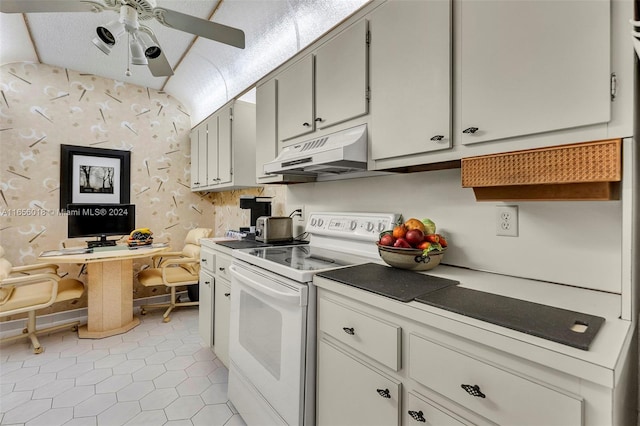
[
  {"x1": 136, "y1": 31, "x2": 162, "y2": 59},
  {"x1": 95, "y1": 20, "x2": 125, "y2": 45},
  {"x1": 129, "y1": 36, "x2": 148, "y2": 65},
  {"x1": 92, "y1": 36, "x2": 113, "y2": 55}
]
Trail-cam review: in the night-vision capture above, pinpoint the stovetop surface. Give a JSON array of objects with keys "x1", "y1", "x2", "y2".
[
  {"x1": 240, "y1": 245, "x2": 356, "y2": 272},
  {"x1": 216, "y1": 239, "x2": 308, "y2": 250}
]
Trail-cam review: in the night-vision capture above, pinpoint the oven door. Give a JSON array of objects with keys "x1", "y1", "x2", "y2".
[{"x1": 228, "y1": 260, "x2": 308, "y2": 426}]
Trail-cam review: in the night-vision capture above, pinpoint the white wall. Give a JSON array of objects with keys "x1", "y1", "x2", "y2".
[{"x1": 286, "y1": 168, "x2": 622, "y2": 293}]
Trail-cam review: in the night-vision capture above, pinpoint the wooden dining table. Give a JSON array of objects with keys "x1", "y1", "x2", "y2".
[{"x1": 39, "y1": 245, "x2": 169, "y2": 338}]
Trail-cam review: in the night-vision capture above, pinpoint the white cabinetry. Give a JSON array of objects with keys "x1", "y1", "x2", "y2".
[
  {"x1": 198, "y1": 245, "x2": 215, "y2": 347},
  {"x1": 190, "y1": 100, "x2": 258, "y2": 192},
  {"x1": 277, "y1": 19, "x2": 369, "y2": 144},
  {"x1": 456, "y1": 0, "x2": 611, "y2": 145},
  {"x1": 190, "y1": 123, "x2": 208, "y2": 188},
  {"x1": 314, "y1": 283, "x2": 614, "y2": 425},
  {"x1": 198, "y1": 240, "x2": 232, "y2": 367},
  {"x1": 369, "y1": 0, "x2": 451, "y2": 163}
]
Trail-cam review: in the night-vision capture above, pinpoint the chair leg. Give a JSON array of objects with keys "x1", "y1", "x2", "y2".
[
  {"x1": 0, "y1": 311, "x2": 81, "y2": 354},
  {"x1": 140, "y1": 286, "x2": 198, "y2": 324}
]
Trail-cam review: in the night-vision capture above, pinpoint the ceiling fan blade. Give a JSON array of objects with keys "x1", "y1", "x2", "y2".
[
  {"x1": 0, "y1": 0, "x2": 109, "y2": 13},
  {"x1": 141, "y1": 30, "x2": 174, "y2": 77},
  {"x1": 153, "y1": 7, "x2": 245, "y2": 49}
]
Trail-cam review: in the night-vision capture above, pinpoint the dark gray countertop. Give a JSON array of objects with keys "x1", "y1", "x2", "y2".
[{"x1": 317, "y1": 263, "x2": 605, "y2": 350}]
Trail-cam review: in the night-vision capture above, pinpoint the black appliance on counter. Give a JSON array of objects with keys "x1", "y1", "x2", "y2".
[{"x1": 239, "y1": 196, "x2": 272, "y2": 234}]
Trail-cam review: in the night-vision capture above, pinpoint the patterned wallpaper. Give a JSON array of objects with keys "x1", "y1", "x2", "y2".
[{"x1": 0, "y1": 62, "x2": 285, "y2": 320}]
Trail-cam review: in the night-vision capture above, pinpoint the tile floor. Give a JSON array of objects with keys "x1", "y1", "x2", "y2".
[{"x1": 0, "y1": 307, "x2": 246, "y2": 426}]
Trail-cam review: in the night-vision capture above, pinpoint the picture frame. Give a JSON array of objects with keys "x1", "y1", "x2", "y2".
[{"x1": 60, "y1": 145, "x2": 131, "y2": 209}]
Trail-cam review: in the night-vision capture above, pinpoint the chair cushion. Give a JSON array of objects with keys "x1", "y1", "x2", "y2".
[
  {"x1": 55, "y1": 279, "x2": 85, "y2": 303},
  {"x1": 0, "y1": 285, "x2": 15, "y2": 306},
  {"x1": 0, "y1": 258, "x2": 12, "y2": 280},
  {"x1": 184, "y1": 228, "x2": 212, "y2": 245},
  {"x1": 0, "y1": 281, "x2": 53, "y2": 314},
  {"x1": 138, "y1": 267, "x2": 199, "y2": 287}
]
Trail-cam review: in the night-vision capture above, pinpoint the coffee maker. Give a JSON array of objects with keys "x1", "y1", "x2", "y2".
[{"x1": 239, "y1": 196, "x2": 272, "y2": 235}]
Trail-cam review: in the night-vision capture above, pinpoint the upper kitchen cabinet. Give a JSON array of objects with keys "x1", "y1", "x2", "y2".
[
  {"x1": 277, "y1": 19, "x2": 369, "y2": 144},
  {"x1": 190, "y1": 100, "x2": 258, "y2": 192},
  {"x1": 369, "y1": 0, "x2": 451, "y2": 164},
  {"x1": 277, "y1": 55, "x2": 315, "y2": 142},
  {"x1": 190, "y1": 122, "x2": 208, "y2": 189},
  {"x1": 456, "y1": 0, "x2": 611, "y2": 145}
]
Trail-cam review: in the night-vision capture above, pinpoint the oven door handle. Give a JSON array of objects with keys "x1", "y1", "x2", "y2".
[{"x1": 229, "y1": 264, "x2": 302, "y2": 305}]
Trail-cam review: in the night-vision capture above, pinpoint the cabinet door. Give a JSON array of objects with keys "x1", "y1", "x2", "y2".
[
  {"x1": 370, "y1": 0, "x2": 451, "y2": 160},
  {"x1": 317, "y1": 339, "x2": 400, "y2": 426},
  {"x1": 256, "y1": 79, "x2": 278, "y2": 181},
  {"x1": 198, "y1": 270, "x2": 214, "y2": 347},
  {"x1": 190, "y1": 128, "x2": 200, "y2": 188},
  {"x1": 277, "y1": 54, "x2": 315, "y2": 142},
  {"x1": 214, "y1": 279, "x2": 231, "y2": 368},
  {"x1": 457, "y1": 0, "x2": 610, "y2": 144},
  {"x1": 217, "y1": 106, "x2": 233, "y2": 185},
  {"x1": 206, "y1": 116, "x2": 218, "y2": 186},
  {"x1": 315, "y1": 19, "x2": 369, "y2": 130}
]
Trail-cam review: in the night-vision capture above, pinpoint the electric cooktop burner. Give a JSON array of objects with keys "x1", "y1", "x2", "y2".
[{"x1": 245, "y1": 245, "x2": 352, "y2": 272}]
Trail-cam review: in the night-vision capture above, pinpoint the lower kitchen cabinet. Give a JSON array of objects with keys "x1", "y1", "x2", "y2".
[
  {"x1": 315, "y1": 286, "x2": 598, "y2": 426},
  {"x1": 198, "y1": 269, "x2": 214, "y2": 347},
  {"x1": 317, "y1": 339, "x2": 401, "y2": 426},
  {"x1": 213, "y1": 278, "x2": 231, "y2": 368}
]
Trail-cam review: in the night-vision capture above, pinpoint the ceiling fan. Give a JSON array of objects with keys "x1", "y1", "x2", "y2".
[{"x1": 0, "y1": 0, "x2": 246, "y2": 77}]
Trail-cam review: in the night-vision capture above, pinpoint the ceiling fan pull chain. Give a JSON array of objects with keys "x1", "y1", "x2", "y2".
[{"x1": 125, "y1": 32, "x2": 132, "y2": 76}]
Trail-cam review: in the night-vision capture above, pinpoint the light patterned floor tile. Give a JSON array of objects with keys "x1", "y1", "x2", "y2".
[{"x1": 0, "y1": 309, "x2": 244, "y2": 425}]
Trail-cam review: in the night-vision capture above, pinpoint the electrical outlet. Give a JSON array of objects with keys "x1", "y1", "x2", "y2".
[
  {"x1": 496, "y1": 205, "x2": 518, "y2": 237},
  {"x1": 291, "y1": 205, "x2": 305, "y2": 223}
]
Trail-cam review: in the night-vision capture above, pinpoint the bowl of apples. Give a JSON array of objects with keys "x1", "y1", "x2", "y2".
[{"x1": 377, "y1": 218, "x2": 447, "y2": 271}]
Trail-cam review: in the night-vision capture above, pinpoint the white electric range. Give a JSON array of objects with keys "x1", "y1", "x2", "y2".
[{"x1": 227, "y1": 212, "x2": 399, "y2": 426}]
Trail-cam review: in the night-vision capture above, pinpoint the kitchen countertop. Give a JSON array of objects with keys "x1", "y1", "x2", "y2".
[{"x1": 314, "y1": 263, "x2": 634, "y2": 388}]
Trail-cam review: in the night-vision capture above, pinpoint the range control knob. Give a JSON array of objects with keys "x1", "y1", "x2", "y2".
[
  {"x1": 350, "y1": 220, "x2": 358, "y2": 230},
  {"x1": 366, "y1": 222, "x2": 374, "y2": 232},
  {"x1": 378, "y1": 222, "x2": 386, "y2": 232},
  {"x1": 310, "y1": 218, "x2": 317, "y2": 227},
  {"x1": 317, "y1": 218, "x2": 324, "y2": 227}
]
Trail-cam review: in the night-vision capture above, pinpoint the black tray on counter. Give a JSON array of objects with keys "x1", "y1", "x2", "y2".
[
  {"x1": 415, "y1": 286, "x2": 605, "y2": 350},
  {"x1": 316, "y1": 262, "x2": 459, "y2": 302}
]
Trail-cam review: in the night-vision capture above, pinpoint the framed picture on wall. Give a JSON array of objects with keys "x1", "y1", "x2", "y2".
[{"x1": 60, "y1": 145, "x2": 131, "y2": 209}]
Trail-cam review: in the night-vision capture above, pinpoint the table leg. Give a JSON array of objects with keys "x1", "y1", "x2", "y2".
[{"x1": 78, "y1": 258, "x2": 140, "y2": 338}]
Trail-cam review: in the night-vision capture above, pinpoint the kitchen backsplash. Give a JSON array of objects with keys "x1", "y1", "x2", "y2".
[{"x1": 286, "y1": 168, "x2": 623, "y2": 293}]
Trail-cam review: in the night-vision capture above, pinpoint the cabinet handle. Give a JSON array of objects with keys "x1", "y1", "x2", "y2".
[
  {"x1": 302, "y1": 122, "x2": 311, "y2": 127},
  {"x1": 430, "y1": 135, "x2": 444, "y2": 141},
  {"x1": 204, "y1": 281, "x2": 211, "y2": 286},
  {"x1": 201, "y1": 258, "x2": 207, "y2": 262},
  {"x1": 376, "y1": 388, "x2": 391, "y2": 399},
  {"x1": 462, "y1": 127, "x2": 479, "y2": 134},
  {"x1": 219, "y1": 267, "x2": 225, "y2": 272},
  {"x1": 224, "y1": 292, "x2": 231, "y2": 298},
  {"x1": 342, "y1": 327, "x2": 355, "y2": 335},
  {"x1": 315, "y1": 117, "x2": 324, "y2": 122},
  {"x1": 408, "y1": 410, "x2": 426, "y2": 423},
  {"x1": 461, "y1": 384, "x2": 486, "y2": 398}
]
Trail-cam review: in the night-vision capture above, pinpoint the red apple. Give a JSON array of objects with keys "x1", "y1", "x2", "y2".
[
  {"x1": 379, "y1": 234, "x2": 396, "y2": 246},
  {"x1": 405, "y1": 229, "x2": 425, "y2": 247},
  {"x1": 393, "y1": 238, "x2": 411, "y2": 248}
]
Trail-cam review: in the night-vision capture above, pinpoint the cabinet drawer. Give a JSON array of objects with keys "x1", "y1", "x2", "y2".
[
  {"x1": 216, "y1": 253, "x2": 232, "y2": 280},
  {"x1": 318, "y1": 339, "x2": 401, "y2": 426},
  {"x1": 405, "y1": 391, "x2": 468, "y2": 426},
  {"x1": 409, "y1": 334, "x2": 582, "y2": 425},
  {"x1": 318, "y1": 296, "x2": 401, "y2": 371},
  {"x1": 200, "y1": 248, "x2": 215, "y2": 274}
]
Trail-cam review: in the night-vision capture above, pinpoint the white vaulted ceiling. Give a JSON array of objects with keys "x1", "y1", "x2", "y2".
[{"x1": 0, "y1": 0, "x2": 370, "y2": 126}]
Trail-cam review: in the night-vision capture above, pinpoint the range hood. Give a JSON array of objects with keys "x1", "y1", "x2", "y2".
[{"x1": 264, "y1": 124, "x2": 368, "y2": 176}]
